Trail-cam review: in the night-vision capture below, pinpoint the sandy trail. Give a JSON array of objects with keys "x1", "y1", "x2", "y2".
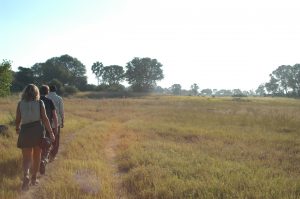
[
  {"x1": 18, "y1": 131, "x2": 76, "y2": 199},
  {"x1": 104, "y1": 131, "x2": 128, "y2": 199},
  {"x1": 18, "y1": 126, "x2": 127, "y2": 199}
]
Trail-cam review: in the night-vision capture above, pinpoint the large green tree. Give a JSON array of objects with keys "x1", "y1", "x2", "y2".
[
  {"x1": 265, "y1": 76, "x2": 280, "y2": 95},
  {"x1": 200, "y1": 88, "x2": 212, "y2": 96},
  {"x1": 255, "y1": 84, "x2": 266, "y2": 96},
  {"x1": 0, "y1": 60, "x2": 13, "y2": 96},
  {"x1": 190, "y1": 83, "x2": 199, "y2": 96},
  {"x1": 263, "y1": 64, "x2": 300, "y2": 96},
  {"x1": 232, "y1": 89, "x2": 243, "y2": 96},
  {"x1": 91, "y1": 61, "x2": 104, "y2": 85},
  {"x1": 125, "y1": 57, "x2": 164, "y2": 92},
  {"x1": 171, "y1": 84, "x2": 181, "y2": 95},
  {"x1": 102, "y1": 65, "x2": 124, "y2": 86},
  {"x1": 33, "y1": 54, "x2": 87, "y2": 90},
  {"x1": 270, "y1": 65, "x2": 293, "y2": 94},
  {"x1": 291, "y1": 64, "x2": 300, "y2": 96},
  {"x1": 11, "y1": 66, "x2": 35, "y2": 91},
  {"x1": 40, "y1": 61, "x2": 70, "y2": 84},
  {"x1": 31, "y1": 63, "x2": 44, "y2": 85}
]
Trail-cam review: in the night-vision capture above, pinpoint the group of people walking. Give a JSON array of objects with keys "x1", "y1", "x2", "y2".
[{"x1": 15, "y1": 84, "x2": 64, "y2": 191}]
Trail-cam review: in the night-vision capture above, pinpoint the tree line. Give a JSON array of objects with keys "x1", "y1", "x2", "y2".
[
  {"x1": 255, "y1": 64, "x2": 300, "y2": 97},
  {"x1": 0, "y1": 55, "x2": 164, "y2": 96},
  {"x1": 163, "y1": 64, "x2": 300, "y2": 97},
  {"x1": 1, "y1": 55, "x2": 299, "y2": 97},
  {"x1": 166, "y1": 83, "x2": 255, "y2": 97},
  {"x1": 91, "y1": 57, "x2": 164, "y2": 92}
]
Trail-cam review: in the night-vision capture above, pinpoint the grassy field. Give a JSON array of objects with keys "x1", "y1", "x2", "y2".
[{"x1": 0, "y1": 94, "x2": 300, "y2": 198}]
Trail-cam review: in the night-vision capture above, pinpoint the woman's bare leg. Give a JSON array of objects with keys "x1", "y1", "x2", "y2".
[
  {"x1": 22, "y1": 148, "x2": 32, "y2": 176},
  {"x1": 21, "y1": 148, "x2": 32, "y2": 190},
  {"x1": 31, "y1": 146, "x2": 41, "y2": 184}
]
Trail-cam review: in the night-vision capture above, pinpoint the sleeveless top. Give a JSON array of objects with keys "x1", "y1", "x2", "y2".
[{"x1": 19, "y1": 100, "x2": 44, "y2": 124}]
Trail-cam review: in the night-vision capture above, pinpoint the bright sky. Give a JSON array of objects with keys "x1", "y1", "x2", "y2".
[{"x1": 1, "y1": 0, "x2": 300, "y2": 90}]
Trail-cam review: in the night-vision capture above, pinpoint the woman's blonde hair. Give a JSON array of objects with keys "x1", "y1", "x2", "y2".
[{"x1": 21, "y1": 84, "x2": 40, "y2": 101}]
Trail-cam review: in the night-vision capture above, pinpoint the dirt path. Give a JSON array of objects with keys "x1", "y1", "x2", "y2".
[
  {"x1": 104, "y1": 131, "x2": 128, "y2": 199},
  {"x1": 18, "y1": 131, "x2": 76, "y2": 199},
  {"x1": 18, "y1": 125, "x2": 128, "y2": 199}
]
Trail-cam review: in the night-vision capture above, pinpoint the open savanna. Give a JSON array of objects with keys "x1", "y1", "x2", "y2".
[{"x1": 0, "y1": 94, "x2": 300, "y2": 199}]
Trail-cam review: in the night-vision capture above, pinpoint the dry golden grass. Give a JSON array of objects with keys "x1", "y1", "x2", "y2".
[{"x1": 0, "y1": 94, "x2": 300, "y2": 198}]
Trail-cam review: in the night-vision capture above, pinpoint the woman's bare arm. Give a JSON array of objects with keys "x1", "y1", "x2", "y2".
[{"x1": 15, "y1": 103, "x2": 21, "y2": 134}]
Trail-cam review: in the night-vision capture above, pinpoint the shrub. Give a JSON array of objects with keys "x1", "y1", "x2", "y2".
[{"x1": 63, "y1": 85, "x2": 78, "y2": 95}]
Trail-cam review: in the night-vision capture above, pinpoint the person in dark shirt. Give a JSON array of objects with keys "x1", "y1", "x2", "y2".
[
  {"x1": 39, "y1": 85, "x2": 58, "y2": 175},
  {"x1": 48, "y1": 85, "x2": 64, "y2": 161}
]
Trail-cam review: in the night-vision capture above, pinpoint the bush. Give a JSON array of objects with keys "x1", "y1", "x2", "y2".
[
  {"x1": 82, "y1": 84, "x2": 97, "y2": 91},
  {"x1": 94, "y1": 84, "x2": 109, "y2": 91},
  {"x1": 107, "y1": 84, "x2": 125, "y2": 92},
  {"x1": 232, "y1": 94, "x2": 247, "y2": 97},
  {"x1": 48, "y1": 79, "x2": 63, "y2": 95},
  {"x1": 63, "y1": 85, "x2": 78, "y2": 95},
  {"x1": 0, "y1": 60, "x2": 13, "y2": 97}
]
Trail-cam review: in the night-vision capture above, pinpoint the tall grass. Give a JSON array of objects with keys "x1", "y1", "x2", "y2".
[
  {"x1": 0, "y1": 95, "x2": 299, "y2": 198},
  {"x1": 0, "y1": 96, "x2": 22, "y2": 199},
  {"x1": 117, "y1": 96, "x2": 300, "y2": 199}
]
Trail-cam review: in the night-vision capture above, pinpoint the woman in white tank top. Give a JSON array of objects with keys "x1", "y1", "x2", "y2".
[{"x1": 15, "y1": 84, "x2": 55, "y2": 191}]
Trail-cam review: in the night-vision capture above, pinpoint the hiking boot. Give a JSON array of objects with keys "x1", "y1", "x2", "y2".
[
  {"x1": 40, "y1": 161, "x2": 46, "y2": 175},
  {"x1": 30, "y1": 176, "x2": 39, "y2": 186},
  {"x1": 21, "y1": 176, "x2": 30, "y2": 191},
  {"x1": 49, "y1": 156, "x2": 57, "y2": 162}
]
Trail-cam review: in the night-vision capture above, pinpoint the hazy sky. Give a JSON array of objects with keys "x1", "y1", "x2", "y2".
[{"x1": 1, "y1": 0, "x2": 300, "y2": 90}]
